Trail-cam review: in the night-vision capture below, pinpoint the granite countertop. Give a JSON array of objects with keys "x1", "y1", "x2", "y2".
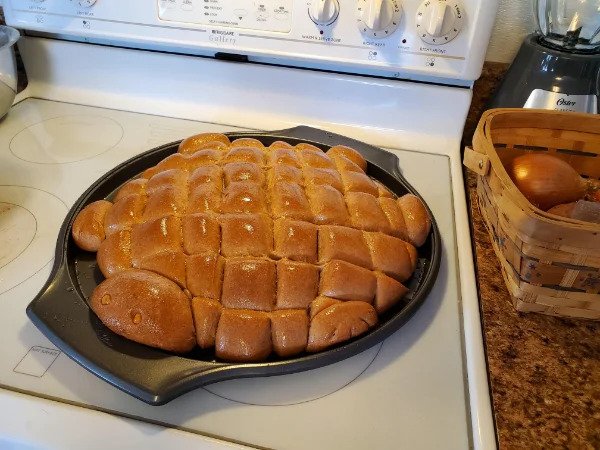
[
  {"x1": 9, "y1": 46, "x2": 600, "y2": 448},
  {"x1": 465, "y1": 63, "x2": 600, "y2": 449}
]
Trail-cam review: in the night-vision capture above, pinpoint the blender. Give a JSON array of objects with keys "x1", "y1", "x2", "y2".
[
  {"x1": 489, "y1": 0, "x2": 600, "y2": 113},
  {"x1": 0, "y1": 26, "x2": 19, "y2": 119}
]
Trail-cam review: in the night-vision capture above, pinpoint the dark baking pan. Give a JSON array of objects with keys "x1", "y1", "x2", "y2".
[{"x1": 27, "y1": 126, "x2": 441, "y2": 405}]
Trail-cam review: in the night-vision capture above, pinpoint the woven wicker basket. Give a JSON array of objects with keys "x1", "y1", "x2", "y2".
[{"x1": 464, "y1": 108, "x2": 600, "y2": 320}]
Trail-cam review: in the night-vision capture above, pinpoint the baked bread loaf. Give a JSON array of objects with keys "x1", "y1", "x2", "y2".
[{"x1": 73, "y1": 133, "x2": 432, "y2": 361}]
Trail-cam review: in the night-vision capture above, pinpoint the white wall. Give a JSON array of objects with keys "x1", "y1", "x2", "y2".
[{"x1": 485, "y1": 0, "x2": 536, "y2": 63}]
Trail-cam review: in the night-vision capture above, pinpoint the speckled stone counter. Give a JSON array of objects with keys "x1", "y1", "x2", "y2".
[{"x1": 465, "y1": 62, "x2": 600, "y2": 450}]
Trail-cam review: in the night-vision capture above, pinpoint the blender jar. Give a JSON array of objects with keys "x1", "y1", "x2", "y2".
[{"x1": 535, "y1": 0, "x2": 600, "y2": 52}]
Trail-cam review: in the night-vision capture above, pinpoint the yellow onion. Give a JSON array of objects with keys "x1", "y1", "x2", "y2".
[{"x1": 507, "y1": 153, "x2": 586, "y2": 211}]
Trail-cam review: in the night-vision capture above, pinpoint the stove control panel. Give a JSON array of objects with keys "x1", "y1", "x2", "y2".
[
  {"x1": 4, "y1": 0, "x2": 498, "y2": 83},
  {"x1": 158, "y1": 0, "x2": 294, "y2": 33}
]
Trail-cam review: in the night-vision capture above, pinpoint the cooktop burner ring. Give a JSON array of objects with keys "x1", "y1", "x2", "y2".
[
  {"x1": 9, "y1": 114, "x2": 124, "y2": 164},
  {"x1": 201, "y1": 343, "x2": 382, "y2": 406},
  {"x1": 0, "y1": 202, "x2": 37, "y2": 270},
  {"x1": 0, "y1": 185, "x2": 68, "y2": 295}
]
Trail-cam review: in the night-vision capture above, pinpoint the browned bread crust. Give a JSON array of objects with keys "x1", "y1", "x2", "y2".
[
  {"x1": 215, "y1": 309, "x2": 272, "y2": 362},
  {"x1": 327, "y1": 145, "x2": 368, "y2": 172},
  {"x1": 90, "y1": 269, "x2": 195, "y2": 353},
  {"x1": 74, "y1": 133, "x2": 431, "y2": 360},
  {"x1": 397, "y1": 194, "x2": 432, "y2": 247},
  {"x1": 307, "y1": 301, "x2": 378, "y2": 352},
  {"x1": 72, "y1": 200, "x2": 113, "y2": 251}
]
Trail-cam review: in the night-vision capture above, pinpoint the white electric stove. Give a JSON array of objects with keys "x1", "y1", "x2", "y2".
[{"x1": 1, "y1": 1, "x2": 498, "y2": 449}]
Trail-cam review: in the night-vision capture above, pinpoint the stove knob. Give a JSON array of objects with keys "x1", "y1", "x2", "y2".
[
  {"x1": 78, "y1": 0, "x2": 97, "y2": 6},
  {"x1": 308, "y1": 0, "x2": 340, "y2": 26},
  {"x1": 416, "y1": 0, "x2": 464, "y2": 45},
  {"x1": 357, "y1": 0, "x2": 403, "y2": 39}
]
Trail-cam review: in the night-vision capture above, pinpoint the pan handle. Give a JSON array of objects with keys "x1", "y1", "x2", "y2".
[
  {"x1": 27, "y1": 262, "x2": 232, "y2": 405},
  {"x1": 231, "y1": 125, "x2": 405, "y2": 181}
]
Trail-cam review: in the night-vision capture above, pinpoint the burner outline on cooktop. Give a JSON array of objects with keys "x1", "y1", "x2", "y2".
[
  {"x1": 0, "y1": 202, "x2": 37, "y2": 270},
  {"x1": 201, "y1": 343, "x2": 382, "y2": 406},
  {"x1": 9, "y1": 114, "x2": 125, "y2": 165},
  {"x1": 0, "y1": 185, "x2": 68, "y2": 295}
]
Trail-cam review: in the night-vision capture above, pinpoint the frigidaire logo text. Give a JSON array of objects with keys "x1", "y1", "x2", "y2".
[{"x1": 209, "y1": 29, "x2": 236, "y2": 45}]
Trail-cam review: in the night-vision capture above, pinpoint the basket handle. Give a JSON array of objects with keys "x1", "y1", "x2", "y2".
[
  {"x1": 463, "y1": 109, "x2": 498, "y2": 176},
  {"x1": 463, "y1": 146, "x2": 490, "y2": 176}
]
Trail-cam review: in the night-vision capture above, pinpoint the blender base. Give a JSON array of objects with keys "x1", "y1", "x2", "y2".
[{"x1": 488, "y1": 34, "x2": 600, "y2": 113}]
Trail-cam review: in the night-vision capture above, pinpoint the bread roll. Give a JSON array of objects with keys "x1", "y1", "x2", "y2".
[
  {"x1": 375, "y1": 181, "x2": 394, "y2": 198},
  {"x1": 269, "y1": 140, "x2": 294, "y2": 150},
  {"x1": 340, "y1": 171, "x2": 378, "y2": 196},
  {"x1": 309, "y1": 296, "x2": 341, "y2": 319},
  {"x1": 230, "y1": 138, "x2": 265, "y2": 148},
  {"x1": 142, "y1": 186, "x2": 186, "y2": 222},
  {"x1": 186, "y1": 253, "x2": 224, "y2": 299},
  {"x1": 191, "y1": 297, "x2": 222, "y2": 349},
  {"x1": 215, "y1": 309, "x2": 272, "y2": 362},
  {"x1": 180, "y1": 140, "x2": 228, "y2": 156},
  {"x1": 270, "y1": 182, "x2": 313, "y2": 221},
  {"x1": 374, "y1": 273, "x2": 409, "y2": 314},
  {"x1": 318, "y1": 225, "x2": 373, "y2": 269},
  {"x1": 188, "y1": 184, "x2": 221, "y2": 214},
  {"x1": 114, "y1": 179, "x2": 146, "y2": 203},
  {"x1": 223, "y1": 146, "x2": 265, "y2": 165},
  {"x1": 405, "y1": 242, "x2": 418, "y2": 273},
  {"x1": 303, "y1": 167, "x2": 343, "y2": 192},
  {"x1": 272, "y1": 219, "x2": 318, "y2": 263},
  {"x1": 327, "y1": 145, "x2": 367, "y2": 172},
  {"x1": 182, "y1": 214, "x2": 220, "y2": 255},
  {"x1": 306, "y1": 184, "x2": 349, "y2": 225},
  {"x1": 364, "y1": 232, "x2": 414, "y2": 281},
  {"x1": 131, "y1": 216, "x2": 182, "y2": 265},
  {"x1": 276, "y1": 260, "x2": 319, "y2": 309},
  {"x1": 330, "y1": 154, "x2": 364, "y2": 174},
  {"x1": 189, "y1": 165, "x2": 223, "y2": 191},
  {"x1": 220, "y1": 213, "x2": 272, "y2": 258},
  {"x1": 186, "y1": 149, "x2": 222, "y2": 169},
  {"x1": 178, "y1": 132, "x2": 230, "y2": 154},
  {"x1": 299, "y1": 148, "x2": 336, "y2": 170},
  {"x1": 72, "y1": 200, "x2": 113, "y2": 251},
  {"x1": 397, "y1": 194, "x2": 432, "y2": 247},
  {"x1": 270, "y1": 148, "x2": 302, "y2": 167},
  {"x1": 97, "y1": 230, "x2": 132, "y2": 278},
  {"x1": 378, "y1": 197, "x2": 409, "y2": 240},
  {"x1": 221, "y1": 258, "x2": 276, "y2": 311},
  {"x1": 295, "y1": 143, "x2": 323, "y2": 153},
  {"x1": 270, "y1": 309, "x2": 309, "y2": 357},
  {"x1": 136, "y1": 250, "x2": 186, "y2": 288},
  {"x1": 104, "y1": 194, "x2": 145, "y2": 236},
  {"x1": 319, "y1": 260, "x2": 376, "y2": 303},
  {"x1": 221, "y1": 182, "x2": 267, "y2": 214},
  {"x1": 90, "y1": 269, "x2": 195, "y2": 353},
  {"x1": 268, "y1": 164, "x2": 304, "y2": 187},
  {"x1": 154, "y1": 153, "x2": 188, "y2": 174},
  {"x1": 547, "y1": 202, "x2": 576, "y2": 218},
  {"x1": 345, "y1": 192, "x2": 391, "y2": 234},
  {"x1": 307, "y1": 301, "x2": 377, "y2": 352},
  {"x1": 145, "y1": 169, "x2": 187, "y2": 196},
  {"x1": 223, "y1": 162, "x2": 264, "y2": 186}
]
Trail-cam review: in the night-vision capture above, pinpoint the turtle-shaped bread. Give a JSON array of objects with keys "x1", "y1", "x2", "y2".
[{"x1": 72, "y1": 133, "x2": 432, "y2": 361}]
